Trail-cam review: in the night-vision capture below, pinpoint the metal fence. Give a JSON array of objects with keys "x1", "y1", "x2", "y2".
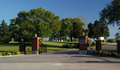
[{"x1": 40, "y1": 44, "x2": 47, "y2": 53}]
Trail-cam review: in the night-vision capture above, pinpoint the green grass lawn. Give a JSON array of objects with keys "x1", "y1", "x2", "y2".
[
  {"x1": 0, "y1": 41, "x2": 78, "y2": 54},
  {"x1": 42, "y1": 41, "x2": 78, "y2": 52},
  {"x1": 102, "y1": 42, "x2": 110, "y2": 45}
]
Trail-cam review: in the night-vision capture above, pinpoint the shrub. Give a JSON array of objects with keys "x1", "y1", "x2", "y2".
[
  {"x1": 20, "y1": 52, "x2": 23, "y2": 54},
  {"x1": 2, "y1": 53, "x2": 6, "y2": 56},
  {"x1": 98, "y1": 51, "x2": 102, "y2": 55},
  {"x1": 107, "y1": 38, "x2": 116, "y2": 43},
  {"x1": 87, "y1": 39, "x2": 92, "y2": 47},
  {"x1": 111, "y1": 52, "x2": 117, "y2": 56},
  {"x1": 15, "y1": 51, "x2": 21, "y2": 55},
  {"x1": 0, "y1": 53, "x2": 2, "y2": 56},
  {"x1": 92, "y1": 41, "x2": 96, "y2": 45},
  {"x1": 102, "y1": 51, "x2": 108, "y2": 55},
  {"x1": 62, "y1": 44, "x2": 69, "y2": 48},
  {"x1": 6, "y1": 52, "x2": 12, "y2": 55},
  {"x1": 74, "y1": 43, "x2": 79, "y2": 48},
  {"x1": 11, "y1": 52, "x2": 15, "y2": 55},
  {"x1": 62, "y1": 43, "x2": 79, "y2": 48},
  {"x1": 107, "y1": 52, "x2": 111, "y2": 56},
  {"x1": 94, "y1": 50, "x2": 98, "y2": 54}
]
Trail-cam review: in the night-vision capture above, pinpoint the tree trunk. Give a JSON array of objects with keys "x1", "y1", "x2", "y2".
[{"x1": 70, "y1": 36, "x2": 72, "y2": 42}]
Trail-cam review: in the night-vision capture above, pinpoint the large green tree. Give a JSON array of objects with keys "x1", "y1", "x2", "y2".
[
  {"x1": 59, "y1": 18, "x2": 73, "y2": 39},
  {"x1": 100, "y1": 0, "x2": 120, "y2": 25},
  {"x1": 0, "y1": 20, "x2": 11, "y2": 43},
  {"x1": 88, "y1": 22, "x2": 94, "y2": 38},
  {"x1": 88, "y1": 20, "x2": 103, "y2": 40},
  {"x1": 88, "y1": 19, "x2": 109, "y2": 40},
  {"x1": 99, "y1": 18, "x2": 110, "y2": 39},
  {"x1": 73, "y1": 18, "x2": 84, "y2": 38},
  {"x1": 59, "y1": 18, "x2": 84, "y2": 41},
  {"x1": 93, "y1": 20, "x2": 102, "y2": 39},
  {"x1": 10, "y1": 7, "x2": 60, "y2": 41}
]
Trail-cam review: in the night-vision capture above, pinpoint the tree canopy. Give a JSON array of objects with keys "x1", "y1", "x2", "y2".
[
  {"x1": 100, "y1": 0, "x2": 120, "y2": 25},
  {"x1": 0, "y1": 20, "x2": 11, "y2": 43},
  {"x1": 10, "y1": 7, "x2": 60, "y2": 41},
  {"x1": 88, "y1": 19, "x2": 109, "y2": 40}
]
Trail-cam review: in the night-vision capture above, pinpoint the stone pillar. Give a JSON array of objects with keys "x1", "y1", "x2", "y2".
[
  {"x1": 32, "y1": 34, "x2": 40, "y2": 54},
  {"x1": 79, "y1": 36, "x2": 88, "y2": 54},
  {"x1": 19, "y1": 39, "x2": 26, "y2": 54},
  {"x1": 96, "y1": 40, "x2": 102, "y2": 51},
  {"x1": 117, "y1": 40, "x2": 120, "y2": 56}
]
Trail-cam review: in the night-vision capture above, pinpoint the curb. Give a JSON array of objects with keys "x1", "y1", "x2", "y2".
[{"x1": 0, "y1": 54, "x2": 24, "y2": 57}]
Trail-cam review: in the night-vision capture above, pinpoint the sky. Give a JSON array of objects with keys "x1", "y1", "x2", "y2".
[{"x1": 0, "y1": 0, "x2": 119, "y2": 39}]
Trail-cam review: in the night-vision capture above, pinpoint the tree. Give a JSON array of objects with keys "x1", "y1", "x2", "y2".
[
  {"x1": 100, "y1": 0, "x2": 120, "y2": 25},
  {"x1": 59, "y1": 18, "x2": 73, "y2": 40},
  {"x1": 59, "y1": 18, "x2": 84, "y2": 42},
  {"x1": 10, "y1": 7, "x2": 60, "y2": 41},
  {"x1": 93, "y1": 20, "x2": 102, "y2": 39},
  {"x1": 88, "y1": 22, "x2": 94, "y2": 38},
  {"x1": 115, "y1": 32, "x2": 120, "y2": 40},
  {"x1": 82, "y1": 29, "x2": 89, "y2": 35},
  {"x1": 73, "y1": 18, "x2": 84, "y2": 38},
  {"x1": 88, "y1": 20, "x2": 102, "y2": 40},
  {"x1": 0, "y1": 20, "x2": 11, "y2": 43},
  {"x1": 99, "y1": 18, "x2": 110, "y2": 39}
]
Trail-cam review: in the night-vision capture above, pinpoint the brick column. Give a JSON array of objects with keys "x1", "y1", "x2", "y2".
[
  {"x1": 117, "y1": 40, "x2": 120, "y2": 56},
  {"x1": 79, "y1": 36, "x2": 88, "y2": 54},
  {"x1": 32, "y1": 36, "x2": 40, "y2": 54},
  {"x1": 19, "y1": 40, "x2": 26, "y2": 54},
  {"x1": 96, "y1": 40, "x2": 102, "y2": 51}
]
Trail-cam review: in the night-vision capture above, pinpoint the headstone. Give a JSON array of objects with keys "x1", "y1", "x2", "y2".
[{"x1": 11, "y1": 38, "x2": 14, "y2": 41}]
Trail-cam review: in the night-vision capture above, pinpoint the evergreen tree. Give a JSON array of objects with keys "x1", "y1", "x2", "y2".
[
  {"x1": 73, "y1": 18, "x2": 84, "y2": 38},
  {"x1": 99, "y1": 18, "x2": 110, "y2": 39},
  {"x1": 88, "y1": 22, "x2": 94, "y2": 38},
  {"x1": 0, "y1": 20, "x2": 11, "y2": 43}
]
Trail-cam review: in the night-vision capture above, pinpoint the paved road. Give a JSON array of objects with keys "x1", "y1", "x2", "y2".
[
  {"x1": 0, "y1": 43, "x2": 120, "y2": 70},
  {"x1": 88, "y1": 43, "x2": 117, "y2": 52},
  {"x1": 102, "y1": 43, "x2": 117, "y2": 52}
]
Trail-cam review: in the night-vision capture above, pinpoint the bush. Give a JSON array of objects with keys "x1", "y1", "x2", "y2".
[
  {"x1": 6, "y1": 52, "x2": 12, "y2": 55},
  {"x1": 94, "y1": 50, "x2": 98, "y2": 54},
  {"x1": 108, "y1": 52, "x2": 111, "y2": 56},
  {"x1": 87, "y1": 39, "x2": 92, "y2": 47},
  {"x1": 102, "y1": 51, "x2": 108, "y2": 55},
  {"x1": 107, "y1": 38, "x2": 116, "y2": 43},
  {"x1": 0, "y1": 53, "x2": 2, "y2": 56},
  {"x1": 92, "y1": 41, "x2": 96, "y2": 45},
  {"x1": 98, "y1": 51, "x2": 102, "y2": 55},
  {"x1": 15, "y1": 51, "x2": 21, "y2": 55},
  {"x1": 111, "y1": 52, "x2": 117, "y2": 56},
  {"x1": 62, "y1": 43, "x2": 79, "y2": 48},
  {"x1": 2, "y1": 53, "x2": 6, "y2": 56},
  {"x1": 94, "y1": 51, "x2": 117, "y2": 56},
  {"x1": 11, "y1": 52, "x2": 15, "y2": 55}
]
